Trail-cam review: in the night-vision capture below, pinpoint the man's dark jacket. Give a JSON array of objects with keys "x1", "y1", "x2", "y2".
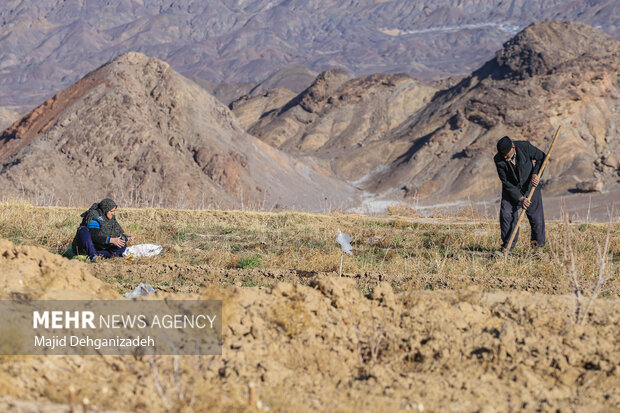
[
  {"x1": 71, "y1": 203, "x2": 125, "y2": 251},
  {"x1": 494, "y1": 140, "x2": 546, "y2": 205}
]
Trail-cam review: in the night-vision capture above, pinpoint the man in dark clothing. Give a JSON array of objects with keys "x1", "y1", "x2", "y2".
[
  {"x1": 71, "y1": 198, "x2": 132, "y2": 261},
  {"x1": 494, "y1": 136, "x2": 546, "y2": 252}
]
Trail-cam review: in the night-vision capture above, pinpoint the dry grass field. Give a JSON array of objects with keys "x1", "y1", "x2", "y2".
[
  {"x1": 0, "y1": 200, "x2": 618, "y2": 412},
  {"x1": 1, "y1": 200, "x2": 617, "y2": 297}
]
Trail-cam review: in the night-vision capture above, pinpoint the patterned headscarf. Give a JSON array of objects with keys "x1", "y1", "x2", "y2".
[{"x1": 99, "y1": 198, "x2": 118, "y2": 215}]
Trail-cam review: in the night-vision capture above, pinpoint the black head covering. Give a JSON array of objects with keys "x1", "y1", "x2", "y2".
[
  {"x1": 99, "y1": 198, "x2": 118, "y2": 215},
  {"x1": 497, "y1": 136, "x2": 513, "y2": 157}
]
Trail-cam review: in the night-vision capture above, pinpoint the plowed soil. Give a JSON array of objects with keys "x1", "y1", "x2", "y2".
[
  {"x1": 1, "y1": 238, "x2": 619, "y2": 412},
  {"x1": 93, "y1": 260, "x2": 577, "y2": 297}
]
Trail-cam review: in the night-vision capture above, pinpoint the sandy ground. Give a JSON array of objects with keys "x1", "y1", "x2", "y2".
[{"x1": 1, "y1": 237, "x2": 619, "y2": 412}]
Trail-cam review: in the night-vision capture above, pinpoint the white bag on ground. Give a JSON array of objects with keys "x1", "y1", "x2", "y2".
[{"x1": 123, "y1": 244, "x2": 163, "y2": 258}]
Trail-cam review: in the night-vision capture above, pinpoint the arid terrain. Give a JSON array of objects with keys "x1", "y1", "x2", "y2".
[
  {"x1": 1, "y1": 0, "x2": 618, "y2": 113},
  {"x1": 1, "y1": 22, "x2": 618, "y2": 214},
  {"x1": 0, "y1": 1, "x2": 618, "y2": 411},
  {"x1": 0, "y1": 201, "x2": 618, "y2": 411},
  {"x1": 234, "y1": 22, "x2": 620, "y2": 205},
  {"x1": 0, "y1": 52, "x2": 360, "y2": 210}
]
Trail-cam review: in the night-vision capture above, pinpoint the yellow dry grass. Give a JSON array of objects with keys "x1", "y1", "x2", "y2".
[{"x1": 0, "y1": 199, "x2": 618, "y2": 297}]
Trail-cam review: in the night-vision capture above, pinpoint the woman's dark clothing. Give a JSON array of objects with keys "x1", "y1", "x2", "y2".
[
  {"x1": 71, "y1": 199, "x2": 127, "y2": 258},
  {"x1": 74, "y1": 226, "x2": 126, "y2": 258}
]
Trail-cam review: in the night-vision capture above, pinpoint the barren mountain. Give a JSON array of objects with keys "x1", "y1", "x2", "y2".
[
  {"x1": 187, "y1": 77, "x2": 256, "y2": 107},
  {"x1": 231, "y1": 88, "x2": 298, "y2": 131},
  {"x1": 1, "y1": 0, "x2": 618, "y2": 111},
  {"x1": 0, "y1": 107, "x2": 20, "y2": 132},
  {"x1": 364, "y1": 21, "x2": 620, "y2": 203},
  {"x1": 236, "y1": 22, "x2": 619, "y2": 204},
  {"x1": 192, "y1": 65, "x2": 317, "y2": 106},
  {"x1": 248, "y1": 65, "x2": 318, "y2": 96},
  {"x1": 0, "y1": 53, "x2": 360, "y2": 210},
  {"x1": 233, "y1": 70, "x2": 437, "y2": 180}
]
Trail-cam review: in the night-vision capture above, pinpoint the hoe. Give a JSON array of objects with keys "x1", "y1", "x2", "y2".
[{"x1": 504, "y1": 125, "x2": 562, "y2": 257}]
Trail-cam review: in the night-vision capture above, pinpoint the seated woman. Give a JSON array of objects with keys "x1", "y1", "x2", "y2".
[{"x1": 71, "y1": 198, "x2": 132, "y2": 261}]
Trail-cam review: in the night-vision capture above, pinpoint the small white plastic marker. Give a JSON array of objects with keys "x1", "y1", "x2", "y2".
[
  {"x1": 337, "y1": 229, "x2": 353, "y2": 255},
  {"x1": 248, "y1": 382, "x2": 256, "y2": 407},
  {"x1": 337, "y1": 229, "x2": 353, "y2": 277}
]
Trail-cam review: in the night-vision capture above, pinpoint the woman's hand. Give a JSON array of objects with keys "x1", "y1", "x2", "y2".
[{"x1": 110, "y1": 237, "x2": 126, "y2": 247}]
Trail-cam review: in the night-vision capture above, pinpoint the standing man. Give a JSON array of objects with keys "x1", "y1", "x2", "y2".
[{"x1": 494, "y1": 136, "x2": 546, "y2": 253}]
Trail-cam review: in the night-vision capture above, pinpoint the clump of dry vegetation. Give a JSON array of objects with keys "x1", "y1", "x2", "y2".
[{"x1": 551, "y1": 209, "x2": 616, "y2": 324}]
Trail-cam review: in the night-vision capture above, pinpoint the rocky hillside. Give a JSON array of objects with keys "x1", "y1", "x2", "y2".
[
  {"x1": 191, "y1": 65, "x2": 318, "y2": 106},
  {"x1": 232, "y1": 70, "x2": 438, "y2": 181},
  {"x1": 366, "y1": 21, "x2": 620, "y2": 202},
  {"x1": 1, "y1": 0, "x2": 618, "y2": 111},
  {"x1": 234, "y1": 22, "x2": 619, "y2": 203},
  {"x1": 0, "y1": 107, "x2": 20, "y2": 133},
  {"x1": 0, "y1": 53, "x2": 360, "y2": 210},
  {"x1": 1, "y1": 219, "x2": 618, "y2": 411}
]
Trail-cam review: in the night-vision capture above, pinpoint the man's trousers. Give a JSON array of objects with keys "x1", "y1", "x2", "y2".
[{"x1": 499, "y1": 194, "x2": 545, "y2": 250}]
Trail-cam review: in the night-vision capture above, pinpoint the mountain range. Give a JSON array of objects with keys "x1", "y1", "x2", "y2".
[
  {"x1": 233, "y1": 21, "x2": 619, "y2": 204},
  {"x1": 1, "y1": 0, "x2": 618, "y2": 114},
  {"x1": 0, "y1": 52, "x2": 360, "y2": 209},
  {"x1": 0, "y1": 21, "x2": 617, "y2": 211}
]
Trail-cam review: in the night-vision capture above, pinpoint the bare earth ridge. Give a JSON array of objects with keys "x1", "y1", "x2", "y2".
[
  {"x1": 1, "y1": 236, "x2": 619, "y2": 411},
  {"x1": 0, "y1": 53, "x2": 360, "y2": 210}
]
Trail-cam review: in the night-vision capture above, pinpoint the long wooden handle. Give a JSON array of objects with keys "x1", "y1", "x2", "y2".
[
  {"x1": 533, "y1": 125, "x2": 561, "y2": 182},
  {"x1": 504, "y1": 126, "x2": 561, "y2": 256}
]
